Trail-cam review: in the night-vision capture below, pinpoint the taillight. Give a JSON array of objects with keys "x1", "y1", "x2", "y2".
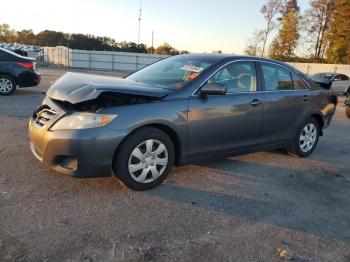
[{"x1": 17, "y1": 62, "x2": 35, "y2": 71}]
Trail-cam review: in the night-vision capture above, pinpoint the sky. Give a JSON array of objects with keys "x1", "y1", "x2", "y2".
[{"x1": 1, "y1": 0, "x2": 310, "y2": 54}]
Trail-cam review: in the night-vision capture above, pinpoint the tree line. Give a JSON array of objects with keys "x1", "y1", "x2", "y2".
[
  {"x1": 0, "y1": 24, "x2": 189, "y2": 55},
  {"x1": 245, "y1": 0, "x2": 350, "y2": 64}
]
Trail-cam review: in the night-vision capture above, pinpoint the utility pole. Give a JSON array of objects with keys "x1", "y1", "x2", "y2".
[
  {"x1": 151, "y1": 31, "x2": 154, "y2": 54},
  {"x1": 137, "y1": 0, "x2": 142, "y2": 45}
]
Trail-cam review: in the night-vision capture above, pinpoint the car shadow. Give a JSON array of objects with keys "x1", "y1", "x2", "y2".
[{"x1": 146, "y1": 155, "x2": 350, "y2": 242}]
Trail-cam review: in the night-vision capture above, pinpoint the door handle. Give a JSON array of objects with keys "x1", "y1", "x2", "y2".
[
  {"x1": 249, "y1": 99, "x2": 263, "y2": 107},
  {"x1": 302, "y1": 95, "x2": 311, "y2": 102}
]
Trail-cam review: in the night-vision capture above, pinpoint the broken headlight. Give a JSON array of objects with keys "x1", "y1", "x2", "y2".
[{"x1": 50, "y1": 113, "x2": 117, "y2": 131}]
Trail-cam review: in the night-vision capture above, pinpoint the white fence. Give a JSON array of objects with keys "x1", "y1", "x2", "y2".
[
  {"x1": 44, "y1": 46, "x2": 350, "y2": 75},
  {"x1": 44, "y1": 46, "x2": 168, "y2": 72},
  {"x1": 288, "y1": 62, "x2": 350, "y2": 77},
  {"x1": 43, "y1": 46, "x2": 70, "y2": 67}
]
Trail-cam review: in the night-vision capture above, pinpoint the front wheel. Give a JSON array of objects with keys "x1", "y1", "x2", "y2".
[
  {"x1": 113, "y1": 127, "x2": 175, "y2": 191},
  {"x1": 287, "y1": 118, "x2": 320, "y2": 158}
]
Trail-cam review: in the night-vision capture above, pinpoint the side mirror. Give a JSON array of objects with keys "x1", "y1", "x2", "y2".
[{"x1": 200, "y1": 82, "x2": 227, "y2": 96}]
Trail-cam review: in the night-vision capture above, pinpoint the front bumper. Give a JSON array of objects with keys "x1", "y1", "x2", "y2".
[{"x1": 28, "y1": 118, "x2": 127, "y2": 178}]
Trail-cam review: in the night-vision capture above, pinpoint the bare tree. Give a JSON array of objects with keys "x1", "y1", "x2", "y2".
[
  {"x1": 260, "y1": 0, "x2": 282, "y2": 57},
  {"x1": 244, "y1": 30, "x2": 265, "y2": 56},
  {"x1": 304, "y1": 0, "x2": 335, "y2": 61}
]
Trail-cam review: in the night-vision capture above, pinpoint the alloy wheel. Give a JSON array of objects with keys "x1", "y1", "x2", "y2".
[
  {"x1": 299, "y1": 123, "x2": 317, "y2": 153},
  {"x1": 128, "y1": 139, "x2": 168, "y2": 184},
  {"x1": 0, "y1": 78, "x2": 13, "y2": 94}
]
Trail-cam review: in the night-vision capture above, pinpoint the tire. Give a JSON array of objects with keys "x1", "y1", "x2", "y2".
[
  {"x1": 346, "y1": 87, "x2": 350, "y2": 97},
  {"x1": 346, "y1": 107, "x2": 350, "y2": 119},
  {"x1": 287, "y1": 117, "x2": 320, "y2": 158},
  {"x1": 113, "y1": 127, "x2": 175, "y2": 191},
  {"x1": 0, "y1": 75, "x2": 16, "y2": 96}
]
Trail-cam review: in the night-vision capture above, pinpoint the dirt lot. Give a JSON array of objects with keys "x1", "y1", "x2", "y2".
[{"x1": 1, "y1": 67, "x2": 350, "y2": 262}]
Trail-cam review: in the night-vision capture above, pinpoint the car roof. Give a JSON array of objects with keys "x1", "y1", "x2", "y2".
[
  {"x1": 176, "y1": 53, "x2": 293, "y2": 67},
  {"x1": 0, "y1": 47, "x2": 35, "y2": 61},
  {"x1": 314, "y1": 72, "x2": 336, "y2": 75}
]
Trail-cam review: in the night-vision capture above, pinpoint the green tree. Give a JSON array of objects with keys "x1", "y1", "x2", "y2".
[
  {"x1": 326, "y1": 0, "x2": 350, "y2": 64},
  {"x1": 35, "y1": 30, "x2": 67, "y2": 46},
  {"x1": 0, "y1": 23, "x2": 16, "y2": 42},
  {"x1": 269, "y1": 0, "x2": 301, "y2": 60},
  {"x1": 16, "y1": 29, "x2": 35, "y2": 45},
  {"x1": 155, "y1": 43, "x2": 179, "y2": 55}
]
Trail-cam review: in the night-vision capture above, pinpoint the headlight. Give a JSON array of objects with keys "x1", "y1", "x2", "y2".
[{"x1": 50, "y1": 113, "x2": 117, "y2": 131}]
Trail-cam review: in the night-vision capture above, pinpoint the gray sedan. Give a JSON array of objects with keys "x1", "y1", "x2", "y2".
[{"x1": 29, "y1": 55, "x2": 337, "y2": 190}]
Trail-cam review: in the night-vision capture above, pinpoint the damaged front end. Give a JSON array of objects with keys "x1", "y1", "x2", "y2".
[
  {"x1": 44, "y1": 72, "x2": 171, "y2": 113},
  {"x1": 51, "y1": 92, "x2": 161, "y2": 113}
]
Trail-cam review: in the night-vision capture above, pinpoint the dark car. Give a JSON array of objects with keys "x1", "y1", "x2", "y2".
[
  {"x1": 0, "y1": 47, "x2": 41, "y2": 95},
  {"x1": 310, "y1": 73, "x2": 350, "y2": 95},
  {"x1": 29, "y1": 55, "x2": 337, "y2": 191}
]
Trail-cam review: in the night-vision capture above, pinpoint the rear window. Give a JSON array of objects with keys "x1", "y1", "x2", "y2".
[
  {"x1": 0, "y1": 48, "x2": 26, "y2": 61},
  {"x1": 0, "y1": 50, "x2": 13, "y2": 61}
]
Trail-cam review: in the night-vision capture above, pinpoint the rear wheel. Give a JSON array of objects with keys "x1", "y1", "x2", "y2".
[
  {"x1": 287, "y1": 117, "x2": 320, "y2": 157},
  {"x1": 346, "y1": 87, "x2": 350, "y2": 97},
  {"x1": 346, "y1": 106, "x2": 350, "y2": 119},
  {"x1": 0, "y1": 75, "x2": 16, "y2": 96},
  {"x1": 113, "y1": 127, "x2": 175, "y2": 191}
]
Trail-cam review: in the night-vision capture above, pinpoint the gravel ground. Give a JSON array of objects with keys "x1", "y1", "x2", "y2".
[{"x1": 0, "y1": 67, "x2": 350, "y2": 262}]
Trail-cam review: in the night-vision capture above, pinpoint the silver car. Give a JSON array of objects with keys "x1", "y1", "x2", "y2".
[{"x1": 311, "y1": 73, "x2": 350, "y2": 95}]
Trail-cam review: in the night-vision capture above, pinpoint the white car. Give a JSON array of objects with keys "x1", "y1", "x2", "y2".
[{"x1": 311, "y1": 73, "x2": 350, "y2": 95}]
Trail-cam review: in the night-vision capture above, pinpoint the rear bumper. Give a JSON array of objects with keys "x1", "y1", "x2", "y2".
[
  {"x1": 18, "y1": 70, "x2": 41, "y2": 87},
  {"x1": 28, "y1": 118, "x2": 127, "y2": 178}
]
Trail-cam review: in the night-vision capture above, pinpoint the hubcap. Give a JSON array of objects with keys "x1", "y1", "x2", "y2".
[
  {"x1": 299, "y1": 123, "x2": 317, "y2": 153},
  {"x1": 0, "y1": 78, "x2": 13, "y2": 93},
  {"x1": 128, "y1": 139, "x2": 168, "y2": 184}
]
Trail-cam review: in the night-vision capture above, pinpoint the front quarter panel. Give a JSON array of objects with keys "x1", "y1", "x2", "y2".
[{"x1": 100, "y1": 98, "x2": 189, "y2": 161}]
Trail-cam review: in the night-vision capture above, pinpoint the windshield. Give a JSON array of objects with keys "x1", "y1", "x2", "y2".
[{"x1": 127, "y1": 56, "x2": 219, "y2": 90}]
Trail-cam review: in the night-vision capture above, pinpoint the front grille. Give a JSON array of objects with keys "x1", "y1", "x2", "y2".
[{"x1": 32, "y1": 105, "x2": 58, "y2": 128}]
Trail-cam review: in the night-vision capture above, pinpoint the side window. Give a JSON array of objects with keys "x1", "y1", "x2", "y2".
[
  {"x1": 261, "y1": 63, "x2": 293, "y2": 91},
  {"x1": 333, "y1": 75, "x2": 342, "y2": 81},
  {"x1": 208, "y1": 61, "x2": 257, "y2": 92},
  {"x1": 292, "y1": 74, "x2": 307, "y2": 90},
  {"x1": 340, "y1": 75, "x2": 349, "y2": 81}
]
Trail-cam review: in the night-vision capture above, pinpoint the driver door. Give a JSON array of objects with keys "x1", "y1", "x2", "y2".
[{"x1": 187, "y1": 61, "x2": 264, "y2": 159}]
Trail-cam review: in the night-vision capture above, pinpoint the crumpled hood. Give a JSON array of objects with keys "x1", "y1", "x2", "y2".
[
  {"x1": 46, "y1": 72, "x2": 171, "y2": 104},
  {"x1": 310, "y1": 77, "x2": 332, "y2": 89}
]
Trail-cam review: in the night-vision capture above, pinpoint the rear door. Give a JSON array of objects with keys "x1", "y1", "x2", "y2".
[
  {"x1": 259, "y1": 62, "x2": 310, "y2": 144},
  {"x1": 187, "y1": 60, "x2": 264, "y2": 158},
  {"x1": 331, "y1": 74, "x2": 350, "y2": 94}
]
